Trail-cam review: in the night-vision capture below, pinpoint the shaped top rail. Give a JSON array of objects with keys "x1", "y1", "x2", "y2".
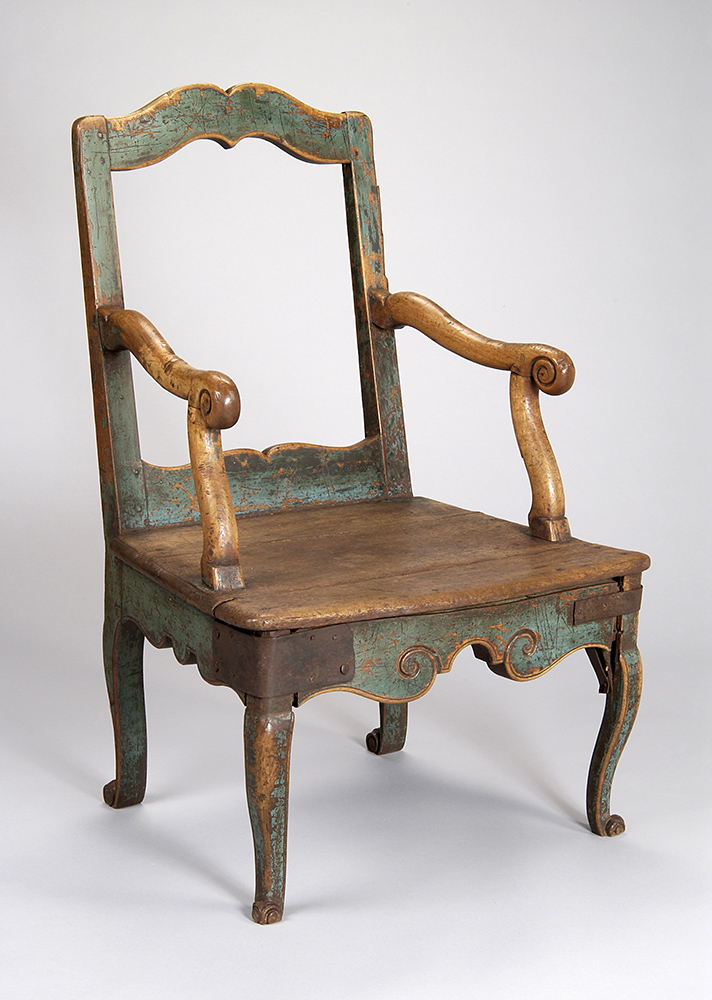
[{"x1": 104, "y1": 83, "x2": 354, "y2": 170}]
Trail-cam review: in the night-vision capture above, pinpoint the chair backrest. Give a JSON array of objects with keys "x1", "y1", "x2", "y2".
[{"x1": 73, "y1": 84, "x2": 412, "y2": 541}]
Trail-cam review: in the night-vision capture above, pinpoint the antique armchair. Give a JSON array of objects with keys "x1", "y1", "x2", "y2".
[{"x1": 73, "y1": 84, "x2": 648, "y2": 924}]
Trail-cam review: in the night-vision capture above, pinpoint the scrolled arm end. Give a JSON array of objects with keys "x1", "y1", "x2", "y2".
[
  {"x1": 189, "y1": 374, "x2": 241, "y2": 430},
  {"x1": 525, "y1": 351, "x2": 575, "y2": 397},
  {"x1": 98, "y1": 306, "x2": 241, "y2": 428},
  {"x1": 369, "y1": 289, "x2": 574, "y2": 541}
]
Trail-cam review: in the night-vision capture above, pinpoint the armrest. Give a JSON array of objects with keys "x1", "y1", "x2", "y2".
[
  {"x1": 99, "y1": 307, "x2": 244, "y2": 590},
  {"x1": 99, "y1": 307, "x2": 241, "y2": 427},
  {"x1": 368, "y1": 289, "x2": 572, "y2": 542},
  {"x1": 369, "y1": 289, "x2": 575, "y2": 395}
]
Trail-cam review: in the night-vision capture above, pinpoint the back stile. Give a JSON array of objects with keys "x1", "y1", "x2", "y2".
[
  {"x1": 344, "y1": 112, "x2": 411, "y2": 497},
  {"x1": 72, "y1": 117, "x2": 147, "y2": 538}
]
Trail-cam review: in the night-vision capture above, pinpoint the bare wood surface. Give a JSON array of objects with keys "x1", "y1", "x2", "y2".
[
  {"x1": 100, "y1": 307, "x2": 242, "y2": 589},
  {"x1": 369, "y1": 289, "x2": 575, "y2": 395},
  {"x1": 99, "y1": 308, "x2": 240, "y2": 428},
  {"x1": 509, "y1": 373, "x2": 570, "y2": 541},
  {"x1": 369, "y1": 289, "x2": 573, "y2": 539},
  {"x1": 111, "y1": 497, "x2": 649, "y2": 631},
  {"x1": 186, "y1": 407, "x2": 243, "y2": 590}
]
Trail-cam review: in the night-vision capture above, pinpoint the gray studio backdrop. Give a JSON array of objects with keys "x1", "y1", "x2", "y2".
[{"x1": 1, "y1": 3, "x2": 709, "y2": 999}]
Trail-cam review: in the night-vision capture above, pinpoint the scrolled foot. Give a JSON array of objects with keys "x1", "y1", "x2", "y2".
[
  {"x1": 366, "y1": 703, "x2": 408, "y2": 755},
  {"x1": 604, "y1": 814, "x2": 626, "y2": 837},
  {"x1": 252, "y1": 900, "x2": 283, "y2": 925},
  {"x1": 103, "y1": 778, "x2": 144, "y2": 808},
  {"x1": 103, "y1": 614, "x2": 147, "y2": 809},
  {"x1": 365, "y1": 728, "x2": 382, "y2": 754},
  {"x1": 245, "y1": 696, "x2": 293, "y2": 927}
]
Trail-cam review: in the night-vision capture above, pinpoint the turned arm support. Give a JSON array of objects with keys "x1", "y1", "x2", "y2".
[
  {"x1": 369, "y1": 289, "x2": 573, "y2": 541},
  {"x1": 99, "y1": 307, "x2": 244, "y2": 590}
]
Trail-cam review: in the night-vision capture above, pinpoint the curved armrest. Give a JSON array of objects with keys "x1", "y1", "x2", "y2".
[
  {"x1": 369, "y1": 289, "x2": 575, "y2": 395},
  {"x1": 99, "y1": 307, "x2": 241, "y2": 428},
  {"x1": 368, "y1": 289, "x2": 572, "y2": 542},
  {"x1": 99, "y1": 307, "x2": 244, "y2": 590}
]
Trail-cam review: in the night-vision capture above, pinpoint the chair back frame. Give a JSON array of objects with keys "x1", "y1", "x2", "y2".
[{"x1": 73, "y1": 83, "x2": 412, "y2": 543}]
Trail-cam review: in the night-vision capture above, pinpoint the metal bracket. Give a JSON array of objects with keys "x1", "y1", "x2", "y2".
[
  {"x1": 586, "y1": 647, "x2": 612, "y2": 694},
  {"x1": 573, "y1": 587, "x2": 642, "y2": 625},
  {"x1": 210, "y1": 622, "x2": 355, "y2": 699}
]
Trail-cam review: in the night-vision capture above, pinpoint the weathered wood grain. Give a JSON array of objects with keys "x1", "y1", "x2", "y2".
[
  {"x1": 110, "y1": 497, "x2": 649, "y2": 631},
  {"x1": 510, "y1": 372, "x2": 570, "y2": 541},
  {"x1": 370, "y1": 288, "x2": 575, "y2": 395},
  {"x1": 244, "y1": 695, "x2": 294, "y2": 924},
  {"x1": 370, "y1": 287, "x2": 574, "y2": 540},
  {"x1": 98, "y1": 306, "x2": 243, "y2": 587}
]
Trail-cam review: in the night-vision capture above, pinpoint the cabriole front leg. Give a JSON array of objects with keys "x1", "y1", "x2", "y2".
[
  {"x1": 586, "y1": 623, "x2": 642, "y2": 837},
  {"x1": 103, "y1": 615, "x2": 147, "y2": 808},
  {"x1": 244, "y1": 695, "x2": 294, "y2": 924}
]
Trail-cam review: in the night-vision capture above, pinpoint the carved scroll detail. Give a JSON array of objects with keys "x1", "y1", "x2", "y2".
[
  {"x1": 503, "y1": 627, "x2": 540, "y2": 675},
  {"x1": 472, "y1": 627, "x2": 551, "y2": 681},
  {"x1": 397, "y1": 645, "x2": 441, "y2": 679}
]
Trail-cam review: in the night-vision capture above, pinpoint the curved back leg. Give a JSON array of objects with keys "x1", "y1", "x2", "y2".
[
  {"x1": 102, "y1": 605, "x2": 147, "y2": 809},
  {"x1": 366, "y1": 702, "x2": 408, "y2": 755}
]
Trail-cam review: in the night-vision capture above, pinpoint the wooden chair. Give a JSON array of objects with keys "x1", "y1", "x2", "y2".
[{"x1": 73, "y1": 83, "x2": 648, "y2": 924}]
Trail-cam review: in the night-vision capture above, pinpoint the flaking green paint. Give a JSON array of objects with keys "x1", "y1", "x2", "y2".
[
  {"x1": 143, "y1": 437, "x2": 386, "y2": 524},
  {"x1": 346, "y1": 586, "x2": 618, "y2": 702},
  {"x1": 108, "y1": 84, "x2": 351, "y2": 170}
]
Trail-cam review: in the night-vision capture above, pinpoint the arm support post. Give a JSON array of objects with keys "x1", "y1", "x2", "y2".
[
  {"x1": 370, "y1": 289, "x2": 573, "y2": 541},
  {"x1": 99, "y1": 307, "x2": 244, "y2": 589},
  {"x1": 509, "y1": 373, "x2": 570, "y2": 541}
]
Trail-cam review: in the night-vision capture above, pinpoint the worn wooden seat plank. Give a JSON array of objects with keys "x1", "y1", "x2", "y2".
[{"x1": 112, "y1": 497, "x2": 649, "y2": 630}]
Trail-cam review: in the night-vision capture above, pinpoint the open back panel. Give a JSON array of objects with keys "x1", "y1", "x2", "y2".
[{"x1": 73, "y1": 83, "x2": 411, "y2": 538}]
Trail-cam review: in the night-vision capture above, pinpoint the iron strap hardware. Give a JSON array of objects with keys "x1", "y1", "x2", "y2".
[
  {"x1": 211, "y1": 622, "x2": 355, "y2": 698},
  {"x1": 573, "y1": 587, "x2": 643, "y2": 625}
]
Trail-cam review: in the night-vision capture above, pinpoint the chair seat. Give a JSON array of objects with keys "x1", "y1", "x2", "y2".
[{"x1": 111, "y1": 497, "x2": 649, "y2": 631}]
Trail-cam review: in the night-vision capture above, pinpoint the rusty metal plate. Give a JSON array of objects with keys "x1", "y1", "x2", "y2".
[
  {"x1": 211, "y1": 623, "x2": 355, "y2": 698},
  {"x1": 573, "y1": 587, "x2": 642, "y2": 625}
]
